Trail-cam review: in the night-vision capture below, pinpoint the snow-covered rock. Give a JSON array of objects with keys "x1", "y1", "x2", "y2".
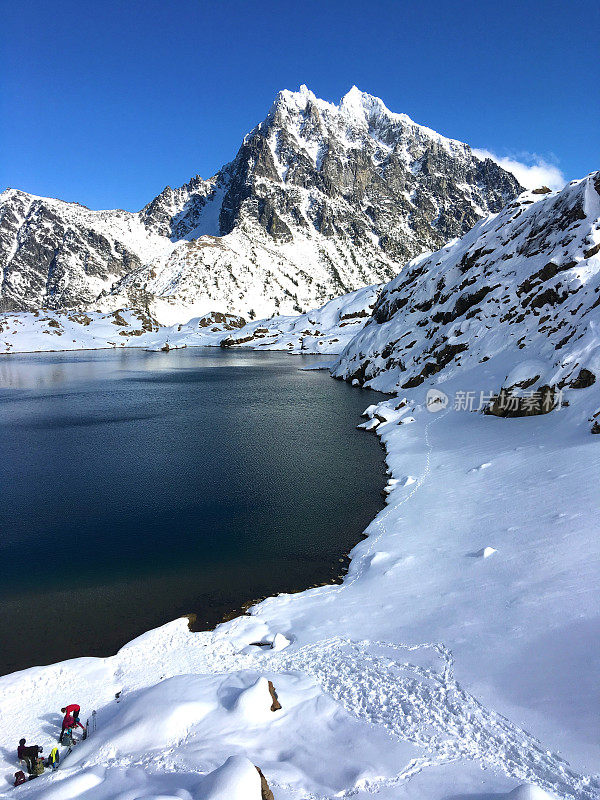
[
  {"x1": 232, "y1": 677, "x2": 276, "y2": 721},
  {"x1": 198, "y1": 756, "x2": 262, "y2": 800},
  {"x1": 475, "y1": 546, "x2": 498, "y2": 558},
  {"x1": 270, "y1": 633, "x2": 291, "y2": 652},
  {"x1": 0, "y1": 86, "x2": 521, "y2": 323}
]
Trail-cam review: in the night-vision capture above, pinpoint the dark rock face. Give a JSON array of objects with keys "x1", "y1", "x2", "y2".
[
  {"x1": 0, "y1": 86, "x2": 522, "y2": 316},
  {"x1": 0, "y1": 191, "x2": 142, "y2": 312},
  {"x1": 486, "y1": 386, "x2": 556, "y2": 417}
]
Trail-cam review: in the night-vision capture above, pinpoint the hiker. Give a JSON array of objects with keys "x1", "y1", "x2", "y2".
[
  {"x1": 13, "y1": 771, "x2": 28, "y2": 786},
  {"x1": 60, "y1": 704, "x2": 81, "y2": 740},
  {"x1": 60, "y1": 707, "x2": 84, "y2": 742},
  {"x1": 17, "y1": 739, "x2": 43, "y2": 773}
]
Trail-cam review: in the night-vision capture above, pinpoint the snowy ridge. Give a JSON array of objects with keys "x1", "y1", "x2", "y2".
[
  {"x1": 0, "y1": 87, "x2": 521, "y2": 323},
  {"x1": 333, "y1": 172, "x2": 600, "y2": 425},
  {"x1": 0, "y1": 286, "x2": 377, "y2": 355}
]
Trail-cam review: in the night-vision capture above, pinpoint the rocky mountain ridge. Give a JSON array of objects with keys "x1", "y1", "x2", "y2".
[
  {"x1": 332, "y1": 172, "x2": 600, "y2": 429},
  {"x1": 0, "y1": 86, "x2": 522, "y2": 323}
]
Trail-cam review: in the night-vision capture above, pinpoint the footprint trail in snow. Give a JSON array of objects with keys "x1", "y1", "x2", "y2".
[{"x1": 272, "y1": 638, "x2": 600, "y2": 800}]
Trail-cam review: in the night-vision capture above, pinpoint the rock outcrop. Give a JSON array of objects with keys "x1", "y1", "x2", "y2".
[
  {"x1": 255, "y1": 766, "x2": 275, "y2": 800},
  {"x1": 267, "y1": 680, "x2": 282, "y2": 712}
]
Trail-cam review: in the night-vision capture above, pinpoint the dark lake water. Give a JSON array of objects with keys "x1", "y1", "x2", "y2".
[{"x1": 0, "y1": 348, "x2": 385, "y2": 675}]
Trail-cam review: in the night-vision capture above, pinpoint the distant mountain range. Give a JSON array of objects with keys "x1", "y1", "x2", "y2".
[{"x1": 0, "y1": 86, "x2": 521, "y2": 324}]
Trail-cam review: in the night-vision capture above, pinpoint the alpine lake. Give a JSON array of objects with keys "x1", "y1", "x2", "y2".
[{"x1": 0, "y1": 347, "x2": 385, "y2": 675}]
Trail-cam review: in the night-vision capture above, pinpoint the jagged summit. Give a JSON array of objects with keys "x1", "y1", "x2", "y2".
[
  {"x1": 0, "y1": 87, "x2": 522, "y2": 323},
  {"x1": 339, "y1": 85, "x2": 411, "y2": 124}
]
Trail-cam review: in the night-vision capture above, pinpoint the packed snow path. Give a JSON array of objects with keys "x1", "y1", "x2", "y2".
[
  {"x1": 273, "y1": 638, "x2": 600, "y2": 800},
  {"x1": 93, "y1": 633, "x2": 600, "y2": 799}
]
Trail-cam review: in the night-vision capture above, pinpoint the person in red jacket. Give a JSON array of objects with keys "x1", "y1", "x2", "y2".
[{"x1": 59, "y1": 706, "x2": 84, "y2": 743}]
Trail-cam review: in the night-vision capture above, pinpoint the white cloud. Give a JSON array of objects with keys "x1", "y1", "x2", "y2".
[{"x1": 472, "y1": 149, "x2": 566, "y2": 191}]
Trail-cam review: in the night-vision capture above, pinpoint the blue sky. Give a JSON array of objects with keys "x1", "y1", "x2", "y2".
[{"x1": 1, "y1": 0, "x2": 598, "y2": 210}]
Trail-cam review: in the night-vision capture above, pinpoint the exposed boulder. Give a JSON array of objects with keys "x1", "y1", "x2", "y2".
[
  {"x1": 486, "y1": 386, "x2": 556, "y2": 418},
  {"x1": 197, "y1": 311, "x2": 246, "y2": 329},
  {"x1": 255, "y1": 766, "x2": 275, "y2": 800},
  {"x1": 570, "y1": 368, "x2": 596, "y2": 389}
]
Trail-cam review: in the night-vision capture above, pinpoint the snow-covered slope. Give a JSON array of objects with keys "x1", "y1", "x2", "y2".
[
  {"x1": 0, "y1": 308, "x2": 162, "y2": 353},
  {"x1": 0, "y1": 285, "x2": 377, "y2": 355},
  {"x1": 0, "y1": 308, "x2": 247, "y2": 353},
  {"x1": 0, "y1": 86, "x2": 521, "y2": 324},
  {"x1": 333, "y1": 173, "x2": 600, "y2": 427},
  {"x1": 218, "y1": 284, "x2": 381, "y2": 355}
]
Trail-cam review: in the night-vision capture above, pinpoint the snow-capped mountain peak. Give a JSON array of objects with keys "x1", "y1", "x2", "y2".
[{"x1": 339, "y1": 84, "x2": 392, "y2": 119}]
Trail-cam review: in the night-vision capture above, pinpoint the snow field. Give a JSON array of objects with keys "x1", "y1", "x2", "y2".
[{"x1": 2, "y1": 377, "x2": 597, "y2": 799}]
